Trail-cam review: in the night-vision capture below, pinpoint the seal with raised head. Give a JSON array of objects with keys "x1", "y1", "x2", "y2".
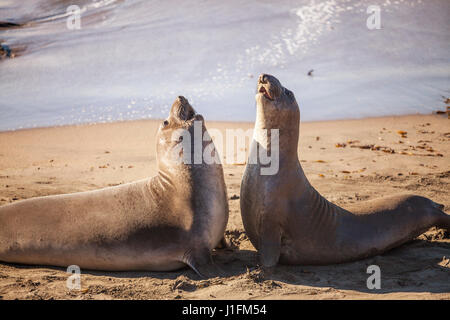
[
  {"x1": 240, "y1": 74, "x2": 450, "y2": 268},
  {"x1": 0, "y1": 96, "x2": 228, "y2": 277}
]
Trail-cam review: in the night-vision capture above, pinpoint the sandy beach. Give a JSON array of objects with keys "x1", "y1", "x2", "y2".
[{"x1": 0, "y1": 113, "x2": 449, "y2": 300}]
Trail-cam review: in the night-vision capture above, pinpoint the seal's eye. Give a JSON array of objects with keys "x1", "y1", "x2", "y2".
[{"x1": 163, "y1": 120, "x2": 169, "y2": 127}]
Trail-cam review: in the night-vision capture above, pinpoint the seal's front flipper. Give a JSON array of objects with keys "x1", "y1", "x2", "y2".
[
  {"x1": 258, "y1": 220, "x2": 281, "y2": 268},
  {"x1": 182, "y1": 248, "x2": 225, "y2": 279}
]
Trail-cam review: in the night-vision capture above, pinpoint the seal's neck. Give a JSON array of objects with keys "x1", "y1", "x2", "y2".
[
  {"x1": 254, "y1": 103, "x2": 300, "y2": 163},
  {"x1": 155, "y1": 163, "x2": 222, "y2": 195}
]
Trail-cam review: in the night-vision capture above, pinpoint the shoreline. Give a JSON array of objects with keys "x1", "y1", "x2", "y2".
[{"x1": 1, "y1": 112, "x2": 447, "y2": 134}]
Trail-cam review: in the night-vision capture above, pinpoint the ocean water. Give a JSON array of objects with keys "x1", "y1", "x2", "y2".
[{"x1": 0, "y1": 0, "x2": 449, "y2": 131}]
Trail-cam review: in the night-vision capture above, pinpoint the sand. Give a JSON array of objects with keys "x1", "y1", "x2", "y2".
[{"x1": 0, "y1": 114, "x2": 449, "y2": 300}]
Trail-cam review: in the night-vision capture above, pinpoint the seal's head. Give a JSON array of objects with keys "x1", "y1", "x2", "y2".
[
  {"x1": 156, "y1": 96, "x2": 205, "y2": 169},
  {"x1": 256, "y1": 74, "x2": 297, "y2": 110},
  {"x1": 255, "y1": 74, "x2": 299, "y2": 129}
]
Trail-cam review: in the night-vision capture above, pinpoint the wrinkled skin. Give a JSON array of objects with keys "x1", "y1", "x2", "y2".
[
  {"x1": 0, "y1": 96, "x2": 228, "y2": 277},
  {"x1": 240, "y1": 74, "x2": 450, "y2": 268}
]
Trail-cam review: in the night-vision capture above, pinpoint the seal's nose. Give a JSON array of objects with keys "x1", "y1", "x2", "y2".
[
  {"x1": 258, "y1": 74, "x2": 269, "y2": 84},
  {"x1": 177, "y1": 96, "x2": 187, "y2": 104}
]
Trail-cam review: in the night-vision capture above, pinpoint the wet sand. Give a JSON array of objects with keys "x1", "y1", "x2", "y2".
[{"x1": 0, "y1": 114, "x2": 449, "y2": 300}]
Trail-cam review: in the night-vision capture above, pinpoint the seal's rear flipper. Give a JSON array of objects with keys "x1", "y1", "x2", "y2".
[{"x1": 182, "y1": 248, "x2": 225, "y2": 279}]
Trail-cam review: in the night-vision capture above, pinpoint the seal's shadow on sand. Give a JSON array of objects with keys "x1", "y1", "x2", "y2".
[
  {"x1": 207, "y1": 239, "x2": 450, "y2": 295},
  {"x1": 1, "y1": 239, "x2": 448, "y2": 295},
  {"x1": 238, "y1": 239, "x2": 450, "y2": 294}
]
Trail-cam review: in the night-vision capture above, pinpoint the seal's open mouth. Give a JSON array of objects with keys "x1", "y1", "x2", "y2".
[
  {"x1": 257, "y1": 74, "x2": 283, "y2": 102},
  {"x1": 259, "y1": 85, "x2": 273, "y2": 101}
]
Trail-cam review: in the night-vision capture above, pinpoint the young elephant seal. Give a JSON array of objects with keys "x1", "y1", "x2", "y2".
[
  {"x1": 0, "y1": 96, "x2": 228, "y2": 277},
  {"x1": 240, "y1": 74, "x2": 449, "y2": 268}
]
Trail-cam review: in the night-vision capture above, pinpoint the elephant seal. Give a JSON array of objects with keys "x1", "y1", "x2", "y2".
[
  {"x1": 0, "y1": 96, "x2": 228, "y2": 277},
  {"x1": 240, "y1": 74, "x2": 450, "y2": 268}
]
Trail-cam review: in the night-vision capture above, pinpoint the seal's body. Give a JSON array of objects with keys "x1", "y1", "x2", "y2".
[
  {"x1": 0, "y1": 97, "x2": 228, "y2": 276},
  {"x1": 241, "y1": 74, "x2": 450, "y2": 267}
]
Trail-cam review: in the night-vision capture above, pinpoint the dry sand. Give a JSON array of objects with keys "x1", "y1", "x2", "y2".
[{"x1": 0, "y1": 114, "x2": 449, "y2": 300}]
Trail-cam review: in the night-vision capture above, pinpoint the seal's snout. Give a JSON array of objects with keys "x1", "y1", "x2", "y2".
[
  {"x1": 170, "y1": 96, "x2": 196, "y2": 121},
  {"x1": 257, "y1": 73, "x2": 282, "y2": 101}
]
